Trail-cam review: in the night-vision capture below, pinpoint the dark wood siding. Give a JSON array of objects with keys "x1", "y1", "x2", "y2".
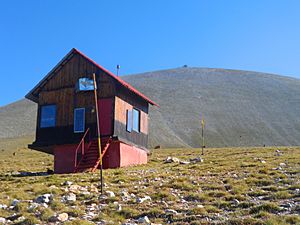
[{"x1": 35, "y1": 53, "x2": 116, "y2": 145}]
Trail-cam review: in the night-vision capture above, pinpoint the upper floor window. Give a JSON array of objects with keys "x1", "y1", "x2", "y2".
[
  {"x1": 132, "y1": 109, "x2": 140, "y2": 132},
  {"x1": 40, "y1": 105, "x2": 56, "y2": 128},
  {"x1": 126, "y1": 108, "x2": 141, "y2": 133},
  {"x1": 126, "y1": 110, "x2": 132, "y2": 132}
]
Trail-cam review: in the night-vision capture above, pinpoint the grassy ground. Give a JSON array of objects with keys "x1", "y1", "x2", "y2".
[{"x1": 0, "y1": 137, "x2": 299, "y2": 224}]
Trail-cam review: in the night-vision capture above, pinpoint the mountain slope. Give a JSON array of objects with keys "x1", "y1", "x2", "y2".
[
  {"x1": 0, "y1": 67, "x2": 299, "y2": 147},
  {"x1": 122, "y1": 67, "x2": 300, "y2": 147},
  {"x1": 0, "y1": 99, "x2": 37, "y2": 139}
]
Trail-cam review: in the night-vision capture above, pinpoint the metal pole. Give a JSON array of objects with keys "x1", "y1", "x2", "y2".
[
  {"x1": 93, "y1": 73, "x2": 103, "y2": 194},
  {"x1": 201, "y1": 115, "x2": 204, "y2": 155},
  {"x1": 201, "y1": 124, "x2": 204, "y2": 155}
]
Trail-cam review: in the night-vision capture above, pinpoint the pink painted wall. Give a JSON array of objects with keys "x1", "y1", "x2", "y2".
[
  {"x1": 119, "y1": 142, "x2": 148, "y2": 167},
  {"x1": 54, "y1": 144, "x2": 77, "y2": 174}
]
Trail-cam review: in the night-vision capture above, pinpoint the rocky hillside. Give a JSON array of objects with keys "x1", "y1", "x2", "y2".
[
  {"x1": 123, "y1": 68, "x2": 300, "y2": 148},
  {"x1": 0, "y1": 67, "x2": 299, "y2": 148}
]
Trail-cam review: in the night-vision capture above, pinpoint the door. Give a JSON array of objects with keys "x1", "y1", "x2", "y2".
[{"x1": 98, "y1": 98, "x2": 113, "y2": 136}]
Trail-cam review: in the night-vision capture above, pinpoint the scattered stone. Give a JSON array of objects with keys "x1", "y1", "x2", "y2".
[
  {"x1": 57, "y1": 213, "x2": 69, "y2": 222},
  {"x1": 0, "y1": 204, "x2": 7, "y2": 210},
  {"x1": 28, "y1": 202, "x2": 39, "y2": 211},
  {"x1": 161, "y1": 201, "x2": 168, "y2": 207},
  {"x1": 69, "y1": 184, "x2": 87, "y2": 193},
  {"x1": 11, "y1": 199, "x2": 20, "y2": 207},
  {"x1": 62, "y1": 193, "x2": 76, "y2": 203},
  {"x1": 190, "y1": 157, "x2": 204, "y2": 163},
  {"x1": 0, "y1": 217, "x2": 6, "y2": 224},
  {"x1": 165, "y1": 209, "x2": 178, "y2": 215},
  {"x1": 34, "y1": 193, "x2": 53, "y2": 204},
  {"x1": 116, "y1": 204, "x2": 122, "y2": 211},
  {"x1": 232, "y1": 199, "x2": 240, "y2": 205},
  {"x1": 232, "y1": 173, "x2": 238, "y2": 178},
  {"x1": 180, "y1": 161, "x2": 190, "y2": 165},
  {"x1": 137, "y1": 215, "x2": 150, "y2": 224},
  {"x1": 49, "y1": 185, "x2": 58, "y2": 189},
  {"x1": 165, "y1": 156, "x2": 180, "y2": 163},
  {"x1": 63, "y1": 181, "x2": 73, "y2": 186},
  {"x1": 136, "y1": 196, "x2": 151, "y2": 203},
  {"x1": 260, "y1": 160, "x2": 266, "y2": 164},
  {"x1": 6, "y1": 214, "x2": 22, "y2": 221},
  {"x1": 106, "y1": 190, "x2": 115, "y2": 198},
  {"x1": 16, "y1": 216, "x2": 25, "y2": 222},
  {"x1": 90, "y1": 185, "x2": 99, "y2": 193},
  {"x1": 279, "y1": 162, "x2": 287, "y2": 167}
]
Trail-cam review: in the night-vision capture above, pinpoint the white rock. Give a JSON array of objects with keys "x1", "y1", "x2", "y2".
[
  {"x1": 16, "y1": 216, "x2": 25, "y2": 222},
  {"x1": 165, "y1": 156, "x2": 180, "y2": 163},
  {"x1": 57, "y1": 213, "x2": 68, "y2": 222},
  {"x1": 180, "y1": 161, "x2": 190, "y2": 165},
  {"x1": 62, "y1": 193, "x2": 76, "y2": 203},
  {"x1": 279, "y1": 163, "x2": 287, "y2": 167},
  {"x1": 34, "y1": 193, "x2": 53, "y2": 204},
  {"x1": 260, "y1": 160, "x2": 266, "y2": 164},
  {"x1": 137, "y1": 216, "x2": 150, "y2": 224},
  {"x1": 190, "y1": 157, "x2": 204, "y2": 163},
  {"x1": 165, "y1": 209, "x2": 178, "y2": 215},
  {"x1": 63, "y1": 181, "x2": 73, "y2": 186},
  {"x1": 197, "y1": 204, "x2": 204, "y2": 208},
  {"x1": 136, "y1": 196, "x2": 152, "y2": 203},
  {"x1": 0, "y1": 204, "x2": 7, "y2": 209},
  {"x1": 0, "y1": 218, "x2": 6, "y2": 224},
  {"x1": 106, "y1": 191, "x2": 115, "y2": 198},
  {"x1": 232, "y1": 199, "x2": 240, "y2": 205},
  {"x1": 28, "y1": 202, "x2": 39, "y2": 211},
  {"x1": 116, "y1": 204, "x2": 122, "y2": 211}
]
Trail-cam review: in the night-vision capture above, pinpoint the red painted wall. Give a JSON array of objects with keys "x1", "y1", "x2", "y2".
[
  {"x1": 98, "y1": 98, "x2": 113, "y2": 136},
  {"x1": 101, "y1": 141, "x2": 147, "y2": 169},
  {"x1": 54, "y1": 141, "x2": 148, "y2": 173},
  {"x1": 119, "y1": 142, "x2": 148, "y2": 167},
  {"x1": 102, "y1": 141, "x2": 121, "y2": 169},
  {"x1": 54, "y1": 144, "x2": 77, "y2": 174}
]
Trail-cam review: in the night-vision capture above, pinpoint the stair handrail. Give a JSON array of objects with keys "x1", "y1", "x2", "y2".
[{"x1": 74, "y1": 128, "x2": 90, "y2": 168}]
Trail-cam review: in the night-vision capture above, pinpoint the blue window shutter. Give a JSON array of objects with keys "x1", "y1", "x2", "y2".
[
  {"x1": 74, "y1": 108, "x2": 85, "y2": 133},
  {"x1": 40, "y1": 105, "x2": 56, "y2": 128}
]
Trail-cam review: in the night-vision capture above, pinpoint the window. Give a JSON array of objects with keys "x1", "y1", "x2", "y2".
[
  {"x1": 76, "y1": 78, "x2": 94, "y2": 92},
  {"x1": 132, "y1": 109, "x2": 140, "y2": 132},
  {"x1": 126, "y1": 108, "x2": 140, "y2": 133},
  {"x1": 40, "y1": 105, "x2": 56, "y2": 128},
  {"x1": 74, "y1": 108, "x2": 85, "y2": 133},
  {"x1": 126, "y1": 110, "x2": 132, "y2": 132}
]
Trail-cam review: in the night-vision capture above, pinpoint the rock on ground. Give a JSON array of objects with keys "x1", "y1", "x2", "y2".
[
  {"x1": 62, "y1": 193, "x2": 76, "y2": 203},
  {"x1": 165, "y1": 156, "x2": 180, "y2": 163},
  {"x1": 57, "y1": 213, "x2": 69, "y2": 222}
]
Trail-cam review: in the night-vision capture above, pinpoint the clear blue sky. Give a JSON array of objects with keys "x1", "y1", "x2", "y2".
[{"x1": 1, "y1": 1, "x2": 300, "y2": 106}]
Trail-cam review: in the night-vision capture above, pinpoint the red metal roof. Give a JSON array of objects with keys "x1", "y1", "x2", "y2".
[{"x1": 25, "y1": 48, "x2": 158, "y2": 106}]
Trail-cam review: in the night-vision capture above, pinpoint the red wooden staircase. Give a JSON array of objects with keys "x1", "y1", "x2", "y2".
[{"x1": 74, "y1": 130, "x2": 112, "y2": 173}]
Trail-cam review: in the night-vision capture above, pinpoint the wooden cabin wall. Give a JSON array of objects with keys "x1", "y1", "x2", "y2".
[
  {"x1": 114, "y1": 86, "x2": 149, "y2": 148},
  {"x1": 35, "y1": 53, "x2": 116, "y2": 145}
]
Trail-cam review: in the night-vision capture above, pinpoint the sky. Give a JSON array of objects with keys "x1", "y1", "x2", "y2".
[{"x1": 0, "y1": 0, "x2": 300, "y2": 106}]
